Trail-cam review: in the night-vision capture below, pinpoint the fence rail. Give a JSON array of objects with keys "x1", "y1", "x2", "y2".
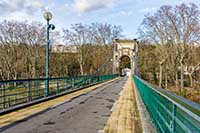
[
  {"x1": 134, "y1": 76, "x2": 200, "y2": 133},
  {"x1": 0, "y1": 74, "x2": 118, "y2": 110}
]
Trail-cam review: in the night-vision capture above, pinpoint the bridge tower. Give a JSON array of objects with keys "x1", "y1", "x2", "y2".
[{"x1": 112, "y1": 39, "x2": 138, "y2": 75}]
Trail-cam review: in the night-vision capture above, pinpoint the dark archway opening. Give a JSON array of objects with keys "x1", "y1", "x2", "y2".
[{"x1": 119, "y1": 55, "x2": 131, "y2": 76}]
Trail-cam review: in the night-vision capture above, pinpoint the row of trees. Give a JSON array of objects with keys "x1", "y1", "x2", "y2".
[
  {"x1": 138, "y1": 3, "x2": 200, "y2": 100},
  {"x1": 0, "y1": 21, "x2": 46, "y2": 80},
  {"x1": 63, "y1": 23, "x2": 122, "y2": 75},
  {"x1": 0, "y1": 21, "x2": 123, "y2": 80}
]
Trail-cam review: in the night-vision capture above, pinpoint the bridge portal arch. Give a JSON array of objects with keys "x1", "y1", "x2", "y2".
[
  {"x1": 119, "y1": 55, "x2": 131, "y2": 73},
  {"x1": 112, "y1": 39, "x2": 138, "y2": 75}
]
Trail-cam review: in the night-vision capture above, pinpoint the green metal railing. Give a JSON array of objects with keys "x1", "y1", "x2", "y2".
[
  {"x1": 134, "y1": 76, "x2": 200, "y2": 133},
  {"x1": 0, "y1": 74, "x2": 118, "y2": 110}
]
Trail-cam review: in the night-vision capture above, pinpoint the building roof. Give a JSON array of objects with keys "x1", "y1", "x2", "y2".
[{"x1": 113, "y1": 39, "x2": 137, "y2": 43}]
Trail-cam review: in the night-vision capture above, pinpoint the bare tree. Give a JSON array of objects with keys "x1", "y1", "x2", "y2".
[
  {"x1": 139, "y1": 3, "x2": 200, "y2": 93},
  {"x1": 140, "y1": 3, "x2": 200, "y2": 96},
  {"x1": 63, "y1": 23, "x2": 123, "y2": 76},
  {"x1": 0, "y1": 21, "x2": 46, "y2": 80}
]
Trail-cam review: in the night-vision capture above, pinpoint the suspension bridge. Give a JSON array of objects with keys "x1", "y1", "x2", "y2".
[{"x1": 0, "y1": 39, "x2": 199, "y2": 133}]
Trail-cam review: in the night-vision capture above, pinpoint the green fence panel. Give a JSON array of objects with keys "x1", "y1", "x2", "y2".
[
  {"x1": 0, "y1": 74, "x2": 118, "y2": 110},
  {"x1": 133, "y1": 76, "x2": 200, "y2": 133}
]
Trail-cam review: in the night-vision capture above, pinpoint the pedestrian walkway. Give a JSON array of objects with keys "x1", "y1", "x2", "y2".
[{"x1": 104, "y1": 76, "x2": 141, "y2": 133}]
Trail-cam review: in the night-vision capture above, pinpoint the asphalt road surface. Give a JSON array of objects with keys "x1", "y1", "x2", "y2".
[{"x1": 2, "y1": 77, "x2": 127, "y2": 133}]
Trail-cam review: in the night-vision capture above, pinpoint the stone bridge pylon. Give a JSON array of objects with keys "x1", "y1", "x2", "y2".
[{"x1": 112, "y1": 39, "x2": 138, "y2": 74}]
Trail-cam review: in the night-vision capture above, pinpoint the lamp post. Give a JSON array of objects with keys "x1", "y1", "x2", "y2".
[{"x1": 44, "y1": 11, "x2": 55, "y2": 97}]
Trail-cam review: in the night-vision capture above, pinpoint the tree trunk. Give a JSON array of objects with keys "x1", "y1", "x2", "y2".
[
  {"x1": 165, "y1": 72, "x2": 167, "y2": 89},
  {"x1": 7, "y1": 72, "x2": 10, "y2": 80},
  {"x1": 0, "y1": 69, "x2": 4, "y2": 80},
  {"x1": 14, "y1": 70, "x2": 17, "y2": 86},
  {"x1": 79, "y1": 63, "x2": 84, "y2": 76},
  {"x1": 175, "y1": 72, "x2": 178, "y2": 89},
  {"x1": 153, "y1": 68, "x2": 158, "y2": 84},
  {"x1": 180, "y1": 64, "x2": 184, "y2": 94},
  {"x1": 159, "y1": 62, "x2": 162, "y2": 87},
  {"x1": 33, "y1": 56, "x2": 36, "y2": 78},
  {"x1": 189, "y1": 74, "x2": 193, "y2": 87}
]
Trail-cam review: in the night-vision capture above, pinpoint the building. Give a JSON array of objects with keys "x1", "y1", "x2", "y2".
[{"x1": 51, "y1": 44, "x2": 78, "y2": 53}]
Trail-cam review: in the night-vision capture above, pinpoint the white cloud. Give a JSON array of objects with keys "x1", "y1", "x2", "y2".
[
  {"x1": 73, "y1": 0, "x2": 117, "y2": 14},
  {"x1": 2, "y1": 11, "x2": 35, "y2": 21},
  {"x1": 0, "y1": 0, "x2": 42, "y2": 21},
  {"x1": 139, "y1": 7, "x2": 157, "y2": 13},
  {"x1": 119, "y1": 11, "x2": 133, "y2": 16},
  {"x1": 65, "y1": 3, "x2": 69, "y2": 8}
]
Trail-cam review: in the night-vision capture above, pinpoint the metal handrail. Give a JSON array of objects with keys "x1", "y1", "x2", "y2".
[
  {"x1": 134, "y1": 75, "x2": 200, "y2": 133},
  {"x1": 0, "y1": 74, "x2": 118, "y2": 110},
  {"x1": 0, "y1": 75, "x2": 97, "y2": 83},
  {"x1": 137, "y1": 76, "x2": 200, "y2": 116}
]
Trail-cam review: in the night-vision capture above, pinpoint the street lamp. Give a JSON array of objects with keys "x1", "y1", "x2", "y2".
[{"x1": 44, "y1": 11, "x2": 55, "y2": 97}]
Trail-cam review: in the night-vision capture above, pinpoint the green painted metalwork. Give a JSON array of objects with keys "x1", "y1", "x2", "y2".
[
  {"x1": 44, "y1": 12, "x2": 55, "y2": 97},
  {"x1": 45, "y1": 19, "x2": 50, "y2": 97},
  {"x1": 134, "y1": 75, "x2": 200, "y2": 133},
  {"x1": 0, "y1": 74, "x2": 118, "y2": 110}
]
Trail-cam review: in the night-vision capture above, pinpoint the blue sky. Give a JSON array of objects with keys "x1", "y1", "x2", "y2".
[{"x1": 0, "y1": 0, "x2": 200, "y2": 39}]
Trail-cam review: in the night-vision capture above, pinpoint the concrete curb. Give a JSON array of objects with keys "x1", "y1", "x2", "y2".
[{"x1": 133, "y1": 81, "x2": 157, "y2": 133}]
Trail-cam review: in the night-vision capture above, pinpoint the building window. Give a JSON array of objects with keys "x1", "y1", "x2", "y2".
[
  {"x1": 115, "y1": 44, "x2": 118, "y2": 51},
  {"x1": 115, "y1": 55, "x2": 118, "y2": 60}
]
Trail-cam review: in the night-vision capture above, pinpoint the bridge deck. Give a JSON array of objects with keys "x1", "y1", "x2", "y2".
[{"x1": 0, "y1": 77, "x2": 139, "y2": 133}]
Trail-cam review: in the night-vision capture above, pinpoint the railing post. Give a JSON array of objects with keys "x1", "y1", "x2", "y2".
[
  {"x1": 84, "y1": 76, "x2": 86, "y2": 85},
  {"x1": 72, "y1": 77, "x2": 75, "y2": 89},
  {"x1": 56, "y1": 80, "x2": 59, "y2": 94},
  {"x1": 1, "y1": 83, "x2": 5, "y2": 109},
  {"x1": 172, "y1": 104, "x2": 176, "y2": 132},
  {"x1": 65, "y1": 79, "x2": 67, "y2": 91},
  {"x1": 8, "y1": 97, "x2": 11, "y2": 107},
  {"x1": 89, "y1": 76, "x2": 91, "y2": 84},
  {"x1": 28, "y1": 82, "x2": 31, "y2": 102},
  {"x1": 78, "y1": 77, "x2": 80, "y2": 88},
  {"x1": 45, "y1": 78, "x2": 49, "y2": 97}
]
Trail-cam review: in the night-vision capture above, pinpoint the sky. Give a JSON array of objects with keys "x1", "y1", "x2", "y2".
[{"x1": 0, "y1": 0, "x2": 200, "y2": 39}]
